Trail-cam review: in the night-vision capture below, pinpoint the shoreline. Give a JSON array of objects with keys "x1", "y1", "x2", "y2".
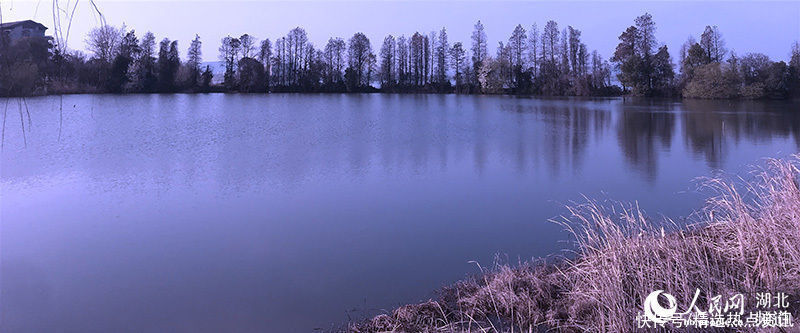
[
  {"x1": 7, "y1": 88, "x2": 620, "y2": 99},
  {"x1": 4, "y1": 91, "x2": 799, "y2": 102},
  {"x1": 347, "y1": 157, "x2": 800, "y2": 332}
]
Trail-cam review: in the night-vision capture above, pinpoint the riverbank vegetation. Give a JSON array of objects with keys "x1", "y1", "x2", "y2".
[
  {"x1": 348, "y1": 156, "x2": 800, "y2": 332},
  {"x1": 2, "y1": 13, "x2": 799, "y2": 99}
]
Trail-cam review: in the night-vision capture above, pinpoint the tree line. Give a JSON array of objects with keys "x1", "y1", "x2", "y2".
[{"x1": 1, "y1": 13, "x2": 799, "y2": 99}]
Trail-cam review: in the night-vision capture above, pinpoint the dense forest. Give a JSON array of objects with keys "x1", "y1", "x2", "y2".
[{"x1": 1, "y1": 13, "x2": 799, "y2": 98}]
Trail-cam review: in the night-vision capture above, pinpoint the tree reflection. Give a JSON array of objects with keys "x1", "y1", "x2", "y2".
[
  {"x1": 499, "y1": 98, "x2": 611, "y2": 178},
  {"x1": 616, "y1": 99, "x2": 676, "y2": 180},
  {"x1": 682, "y1": 99, "x2": 800, "y2": 169}
]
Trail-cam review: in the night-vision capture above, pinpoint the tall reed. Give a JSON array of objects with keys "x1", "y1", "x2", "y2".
[{"x1": 350, "y1": 156, "x2": 800, "y2": 332}]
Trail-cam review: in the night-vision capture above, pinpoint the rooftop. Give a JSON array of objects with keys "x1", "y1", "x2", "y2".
[{"x1": 0, "y1": 20, "x2": 48, "y2": 30}]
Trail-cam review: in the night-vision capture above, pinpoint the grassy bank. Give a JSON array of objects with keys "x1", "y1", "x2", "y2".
[{"x1": 349, "y1": 156, "x2": 800, "y2": 332}]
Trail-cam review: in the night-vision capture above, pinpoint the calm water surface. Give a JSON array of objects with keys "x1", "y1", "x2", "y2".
[{"x1": 1, "y1": 94, "x2": 799, "y2": 332}]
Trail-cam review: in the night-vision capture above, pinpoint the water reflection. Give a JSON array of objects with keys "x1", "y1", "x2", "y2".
[
  {"x1": 3, "y1": 95, "x2": 797, "y2": 189},
  {"x1": 616, "y1": 100, "x2": 676, "y2": 179},
  {"x1": 500, "y1": 99, "x2": 613, "y2": 178},
  {"x1": 681, "y1": 99, "x2": 800, "y2": 169},
  {"x1": 1, "y1": 94, "x2": 799, "y2": 331}
]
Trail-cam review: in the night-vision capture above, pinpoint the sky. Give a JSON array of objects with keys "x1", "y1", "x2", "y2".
[{"x1": 2, "y1": 0, "x2": 800, "y2": 64}]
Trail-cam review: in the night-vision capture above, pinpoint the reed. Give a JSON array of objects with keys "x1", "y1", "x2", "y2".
[{"x1": 349, "y1": 156, "x2": 800, "y2": 332}]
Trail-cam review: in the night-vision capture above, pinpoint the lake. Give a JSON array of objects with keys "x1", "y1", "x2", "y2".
[{"x1": 1, "y1": 94, "x2": 798, "y2": 332}]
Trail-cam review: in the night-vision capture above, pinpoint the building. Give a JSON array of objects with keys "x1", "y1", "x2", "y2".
[{"x1": 0, "y1": 20, "x2": 48, "y2": 44}]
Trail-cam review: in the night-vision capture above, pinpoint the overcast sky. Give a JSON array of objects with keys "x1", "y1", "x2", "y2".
[{"x1": 3, "y1": 1, "x2": 799, "y2": 63}]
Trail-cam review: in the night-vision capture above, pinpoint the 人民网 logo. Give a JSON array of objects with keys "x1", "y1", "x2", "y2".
[
  {"x1": 643, "y1": 290, "x2": 677, "y2": 324},
  {"x1": 637, "y1": 289, "x2": 794, "y2": 329}
]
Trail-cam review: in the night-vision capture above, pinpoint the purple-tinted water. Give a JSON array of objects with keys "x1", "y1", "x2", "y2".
[{"x1": 2, "y1": 94, "x2": 798, "y2": 331}]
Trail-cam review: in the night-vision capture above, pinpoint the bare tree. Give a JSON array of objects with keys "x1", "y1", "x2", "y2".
[
  {"x1": 347, "y1": 32, "x2": 373, "y2": 88},
  {"x1": 258, "y1": 38, "x2": 272, "y2": 88},
  {"x1": 410, "y1": 32, "x2": 425, "y2": 86},
  {"x1": 379, "y1": 35, "x2": 396, "y2": 87},
  {"x1": 187, "y1": 34, "x2": 202, "y2": 86},
  {"x1": 86, "y1": 24, "x2": 124, "y2": 62},
  {"x1": 496, "y1": 41, "x2": 512, "y2": 85},
  {"x1": 508, "y1": 24, "x2": 526, "y2": 84},
  {"x1": 471, "y1": 20, "x2": 488, "y2": 71},
  {"x1": 258, "y1": 39, "x2": 272, "y2": 67},
  {"x1": 679, "y1": 35, "x2": 697, "y2": 70},
  {"x1": 509, "y1": 24, "x2": 526, "y2": 71},
  {"x1": 273, "y1": 37, "x2": 285, "y2": 85},
  {"x1": 428, "y1": 31, "x2": 435, "y2": 84},
  {"x1": 287, "y1": 27, "x2": 308, "y2": 84},
  {"x1": 450, "y1": 42, "x2": 466, "y2": 90},
  {"x1": 240, "y1": 34, "x2": 257, "y2": 59},
  {"x1": 435, "y1": 27, "x2": 449, "y2": 85},
  {"x1": 542, "y1": 20, "x2": 559, "y2": 63},
  {"x1": 528, "y1": 23, "x2": 539, "y2": 76},
  {"x1": 700, "y1": 25, "x2": 726, "y2": 62},
  {"x1": 568, "y1": 26, "x2": 581, "y2": 74},
  {"x1": 323, "y1": 37, "x2": 346, "y2": 84},
  {"x1": 560, "y1": 28, "x2": 569, "y2": 74},
  {"x1": 591, "y1": 50, "x2": 611, "y2": 88},
  {"x1": 219, "y1": 36, "x2": 240, "y2": 87},
  {"x1": 396, "y1": 35, "x2": 409, "y2": 85}
]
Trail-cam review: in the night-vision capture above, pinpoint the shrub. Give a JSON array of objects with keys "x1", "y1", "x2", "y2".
[{"x1": 683, "y1": 63, "x2": 739, "y2": 99}]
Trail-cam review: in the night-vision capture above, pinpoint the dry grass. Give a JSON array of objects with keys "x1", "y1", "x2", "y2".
[{"x1": 347, "y1": 156, "x2": 800, "y2": 332}]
